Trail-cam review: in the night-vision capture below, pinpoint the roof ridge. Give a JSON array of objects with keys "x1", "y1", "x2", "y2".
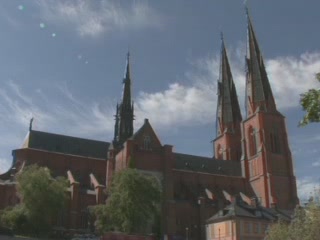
[{"x1": 30, "y1": 130, "x2": 109, "y2": 144}]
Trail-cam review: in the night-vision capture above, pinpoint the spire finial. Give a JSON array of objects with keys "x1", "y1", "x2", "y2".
[
  {"x1": 124, "y1": 51, "x2": 131, "y2": 79},
  {"x1": 220, "y1": 31, "x2": 224, "y2": 42},
  {"x1": 127, "y1": 50, "x2": 130, "y2": 61},
  {"x1": 29, "y1": 117, "x2": 34, "y2": 131},
  {"x1": 244, "y1": 0, "x2": 250, "y2": 22},
  {"x1": 244, "y1": 0, "x2": 249, "y2": 13}
]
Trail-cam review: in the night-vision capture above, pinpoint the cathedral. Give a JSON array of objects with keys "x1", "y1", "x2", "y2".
[{"x1": 0, "y1": 11, "x2": 298, "y2": 240}]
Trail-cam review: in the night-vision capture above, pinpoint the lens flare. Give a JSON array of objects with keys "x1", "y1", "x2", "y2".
[
  {"x1": 51, "y1": 33, "x2": 56, "y2": 37},
  {"x1": 39, "y1": 23, "x2": 46, "y2": 29},
  {"x1": 18, "y1": 5, "x2": 24, "y2": 10}
]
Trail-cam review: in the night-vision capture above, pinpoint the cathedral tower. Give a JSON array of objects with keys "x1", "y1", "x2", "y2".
[
  {"x1": 213, "y1": 36, "x2": 242, "y2": 161},
  {"x1": 241, "y1": 11, "x2": 298, "y2": 209},
  {"x1": 113, "y1": 52, "x2": 134, "y2": 148}
]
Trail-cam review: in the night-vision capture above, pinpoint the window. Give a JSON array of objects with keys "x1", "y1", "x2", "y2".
[
  {"x1": 250, "y1": 160, "x2": 258, "y2": 176},
  {"x1": 262, "y1": 224, "x2": 268, "y2": 233},
  {"x1": 244, "y1": 221, "x2": 250, "y2": 233},
  {"x1": 270, "y1": 125, "x2": 281, "y2": 154},
  {"x1": 217, "y1": 144, "x2": 223, "y2": 159},
  {"x1": 248, "y1": 126, "x2": 258, "y2": 156},
  {"x1": 253, "y1": 223, "x2": 259, "y2": 233},
  {"x1": 143, "y1": 135, "x2": 151, "y2": 150}
]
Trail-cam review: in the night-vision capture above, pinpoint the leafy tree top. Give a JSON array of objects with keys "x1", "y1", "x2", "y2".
[
  {"x1": 266, "y1": 203, "x2": 320, "y2": 240},
  {"x1": 299, "y1": 73, "x2": 320, "y2": 126},
  {"x1": 1, "y1": 164, "x2": 67, "y2": 236},
  {"x1": 94, "y1": 168, "x2": 161, "y2": 234}
]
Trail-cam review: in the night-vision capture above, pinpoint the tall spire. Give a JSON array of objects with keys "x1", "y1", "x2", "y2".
[
  {"x1": 245, "y1": 10, "x2": 276, "y2": 116},
  {"x1": 216, "y1": 35, "x2": 242, "y2": 137},
  {"x1": 113, "y1": 103, "x2": 120, "y2": 143},
  {"x1": 122, "y1": 51, "x2": 131, "y2": 107},
  {"x1": 113, "y1": 52, "x2": 134, "y2": 148}
]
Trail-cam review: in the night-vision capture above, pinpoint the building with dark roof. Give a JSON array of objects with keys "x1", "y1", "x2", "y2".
[
  {"x1": 0, "y1": 11, "x2": 298, "y2": 240},
  {"x1": 206, "y1": 195, "x2": 292, "y2": 240}
]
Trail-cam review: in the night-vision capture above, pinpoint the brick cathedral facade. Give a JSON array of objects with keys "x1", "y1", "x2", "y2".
[{"x1": 0, "y1": 13, "x2": 298, "y2": 239}]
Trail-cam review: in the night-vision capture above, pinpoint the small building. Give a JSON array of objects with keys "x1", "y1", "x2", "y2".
[{"x1": 206, "y1": 195, "x2": 292, "y2": 240}]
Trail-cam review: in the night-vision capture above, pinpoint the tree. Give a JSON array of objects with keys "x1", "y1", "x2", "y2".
[
  {"x1": 0, "y1": 205, "x2": 28, "y2": 233},
  {"x1": 299, "y1": 73, "x2": 320, "y2": 126},
  {"x1": 265, "y1": 220, "x2": 289, "y2": 240},
  {"x1": 93, "y1": 168, "x2": 161, "y2": 235},
  {"x1": 1, "y1": 165, "x2": 67, "y2": 236},
  {"x1": 266, "y1": 203, "x2": 320, "y2": 240}
]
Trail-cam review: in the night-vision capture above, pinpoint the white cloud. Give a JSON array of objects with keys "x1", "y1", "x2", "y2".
[
  {"x1": 0, "y1": 157, "x2": 11, "y2": 174},
  {"x1": 1, "y1": 49, "x2": 320, "y2": 174},
  {"x1": 267, "y1": 52, "x2": 320, "y2": 109},
  {"x1": 0, "y1": 81, "x2": 114, "y2": 139},
  {"x1": 0, "y1": 80, "x2": 116, "y2": 173},
  {"x1": 1, "y1": 47, "x2": 316, "y2": 136},
  {"x1": 133, "y1": 49, "x2": 320, "y2": 129},
  {"x1": 297, "y1": 177, "x2": 320, "y2": 203},
  {"x1": 312, "y1": 160, "x2": 320, "y2": 167},
  {"x1": 36, "y1": 0, "x2": 163, "y2": 37}
]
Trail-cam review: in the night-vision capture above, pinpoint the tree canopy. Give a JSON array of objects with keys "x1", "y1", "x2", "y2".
[
  {"x1": 299, "y1": 73, "x2": 320, "y2": 126},
  {"x1": 266, "y1": 203, "x2": 320, "y2": 240},
  {"x1": 93, "y1": 168, "x2": 162, "y2": 235},
  {"x1": 0, "y1": 165, "x2": 67, "y2": 236}
]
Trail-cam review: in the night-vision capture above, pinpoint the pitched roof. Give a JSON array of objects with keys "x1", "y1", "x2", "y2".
[
  {"x1": 129, "y1": 119, "x2": 162, "y2": 145},
  {"x1": 216, "y1": 37, "x2": 242, "y2": 136},
  {"x1": 246, "y1": 10, "x2": 276, "y2": 113},
  {"x1": 22, "y1": 130, "x2": 109, "y2": 159},
  {"x1": 173, "y1": 153, "x2": 242, "y2": 176},
  {"x1": 206, "y1": 197, "x2": 293, "y2": 224}
]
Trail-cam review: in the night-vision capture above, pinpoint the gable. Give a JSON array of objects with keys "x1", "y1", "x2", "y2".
[{"x1": 130, "y1": 119, "x2": 162, "y2": 150}]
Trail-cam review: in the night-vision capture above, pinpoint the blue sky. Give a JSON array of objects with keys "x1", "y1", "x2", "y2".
[{"x1": 0, "y1": 0, "x2": 320, "y2": 202}]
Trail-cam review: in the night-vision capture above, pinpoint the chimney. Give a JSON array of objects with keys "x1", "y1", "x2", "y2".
[{"x1": 251, "y1": 197, "x2": 259, "y2": 208}]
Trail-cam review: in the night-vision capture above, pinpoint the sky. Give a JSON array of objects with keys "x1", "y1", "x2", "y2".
[{"x1": 0, "y1": 0, "x2": 320, "y2": 203}]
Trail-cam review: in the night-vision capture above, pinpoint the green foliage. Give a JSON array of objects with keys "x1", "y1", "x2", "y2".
[
  {"x1": 266, "y1": 203, "x2": 320, "y2": 240},
  {"x1": 299, "y1": 73, "x2": 320, "y2": 126},
  {"x1": 90, "y1": 204, "x2": 112, "y2": 234},
  {"x1": 93, "y1": 168, "x2": 161, "y2": 235},
  {"x1": 1, "y1": 165, "x2": 67, "y2": 236},
  {"x1": 265, "y1": 219, "x2": 289, "y2": 240},
  {"x1": 0, "y1": 205, "x2": 28, "y2": 232}
]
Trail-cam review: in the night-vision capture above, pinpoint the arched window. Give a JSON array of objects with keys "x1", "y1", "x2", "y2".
[
  {"x1": 270, "y1": 126, "x2": 281, "y2": 154},
  {"x1": 217, "y1": 144, "x2": 223, "y2": 160},
  {"x1": 143, "y1": 135, "x2": 151, "y2": 150},
  {"x1": 248, "y1": 126, "x2": 257, "y2": 156}
]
